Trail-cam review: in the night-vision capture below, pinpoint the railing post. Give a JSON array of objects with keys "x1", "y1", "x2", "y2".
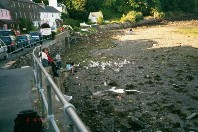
[
  {"x1": 46, "y1": 79, "x2": 53, "y2": 132},
  {"x1": 64, "y1": 112, "x2": 74, "y2": 132},
  {"x1": 68, "y1": 37, "x2": 70, "y2": 49},
  {"x1": 39, "y1": 67, "x2": 45, "y2": 118},
  {"x1": 33, "y1": 58, "x2": 37, "y2": 86}
]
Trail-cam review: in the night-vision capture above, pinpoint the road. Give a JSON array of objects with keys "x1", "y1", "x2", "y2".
[
  {"x1": 0, "y1": 67, "x2": 33, "y2": 132},
  {"x1": 0, "y1": 39, "x2": 52, "y2": 68},
  {"x1": 0, "y1": 39, "x2": 53, "y2": 132}
]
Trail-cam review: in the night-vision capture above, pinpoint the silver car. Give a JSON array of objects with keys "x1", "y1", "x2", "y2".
[{"x1": 0, "y1": 39, "x2": 8, "y2": 60}]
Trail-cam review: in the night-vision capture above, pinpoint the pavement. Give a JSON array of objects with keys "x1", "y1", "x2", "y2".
[{"x1": 0, "y1": 67, "x2": 33, "y2": 132}]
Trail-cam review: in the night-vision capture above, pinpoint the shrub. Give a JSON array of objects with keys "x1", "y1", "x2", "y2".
[
  {"x1": 63, "y1": 18, "x2": 80, "y2": 28},
  {"x1": 18, "y1": 18, "x2": 34, "y2": 33},
  {"x1": 97, "y1": 16, "x2": 104, "y2": 24},
  {"x1": 153, "y1": 11, "x2": 165, "y2": 19},
  {"x1": 120, "y1": 11, "x2": 143, "y2": 23}
]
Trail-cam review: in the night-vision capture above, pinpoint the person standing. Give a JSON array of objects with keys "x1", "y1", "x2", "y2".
[{"x1": 55, "y1": 53, "x2": 61, "y2": 69}]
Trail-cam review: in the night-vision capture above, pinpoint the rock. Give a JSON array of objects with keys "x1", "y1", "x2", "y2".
[
  {"x1": 186, "y1": 113, "x2": 198, "y2": 120},
  {"x1": 172, "y1": 84, "x2": 180, "y2": 88},
  {"x1": 185, "y1": 75, "x2": 194, "y2": 81},
  {"x1": 154, "y1": 75, "x2": 162, "y2": 81},
  {"x1": 145, "y1": 75, "x2": 151, "y2": 79},
  {"x1": 164, "y1": 114, "x2": 183, "y2": 128},
  {"x1": 128, "y1": 118, "x2": 145, "y2": 130}
]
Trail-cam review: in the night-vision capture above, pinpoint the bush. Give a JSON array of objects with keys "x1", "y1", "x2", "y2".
[
  {"x1": 120, "y1": 11, "x2": 143, "y2": 23},
  {"x1": 63, "y1": 18, "x2": 80, "y2": 28},
  {"x1": 18, "y1": 18, "x2": 34, "y2": 33},
  {"x1": 153, "y1": 11, "x2": 165, "y2": 19},
  {"x1": 97, "y1": 16, "x2": 104, "y2": 24}
]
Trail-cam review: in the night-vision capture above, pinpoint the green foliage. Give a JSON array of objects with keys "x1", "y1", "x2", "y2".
[
  {"x1": 61, "y1": 0, "x2": 198, "y2": 26},
  {"x1": 120, "y1": 11, "x2": 143, "y2": 23},
  {"x1": 61, "y1": 13, "x2": 69, "y2": 19},
  {"x1": 100, "y1": 8, "x2": 122, "y2": 20},
  {"x1": 72, "y1": 0, "x2": 87, "y2": 11},
  {"x1": 154, "y1": 12, "x2": 165, "y2": 19},
  {"x1": 18, "y1": 18, "x2": 34, "y2": 33},
  {"x1": 97, "y1": 16, "x2": 104, "y2": 24},
  {"x1": 63, "y1": 18, "x2": 80, "y2": 27}
]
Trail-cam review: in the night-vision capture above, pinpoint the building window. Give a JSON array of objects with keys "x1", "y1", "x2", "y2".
[
  {"x1": 52, "y1": 14, "x2": 53, "y2": 17},
  {"x1": 15, "y1": 12, "x2": 17, "y2": 18},
  {"x1": 6, "y1": 11, "x2": 7, "y2": 16},
  {"x1": 18, "y1": 2, "x2": 20, "y2": 7},
  {"x1": 24, "y1": 12, "x2": 26, "y2": 18},
  {"x1": 1, "y1": 10, "x2": 3, "y2": 17},
  {"x1": 20, "y1": 12, "x2": 22, "y2": 17},
  {"x1": 13, "y1": 2, "x2": 15, "y2": 7}
]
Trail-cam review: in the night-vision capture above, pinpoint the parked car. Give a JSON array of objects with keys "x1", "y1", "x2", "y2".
[
  {"x1": 16, "y1": 34, "x2": 35, "y2": 48},
  {"x1": 0, "y1": 29, "x2": 16, "y2": 36},
  {"x1": 0, "y1": 39, "x2": 8, "y2": 60},
  {"x1": 29, "y1": 31, "x2": 43, "y2": 44},
  {"x1": 0, "y1": 36, "x2": 18, "y2": 53}
]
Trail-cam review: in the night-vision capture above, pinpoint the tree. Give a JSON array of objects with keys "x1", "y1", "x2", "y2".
[
  {"x1": 18, "y1": 18, "x2": 34, "y2": 33},
  {"x1": 120, "y1": 11, "x2": 143, "y2": 23},
  {"x1": 72, "y1": 0, "x2": 87, "y2": 11}
]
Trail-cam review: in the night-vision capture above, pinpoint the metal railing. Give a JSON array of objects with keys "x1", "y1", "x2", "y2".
[{"x1": 32, "y1": 45, "x2": 89, "y2": 132}]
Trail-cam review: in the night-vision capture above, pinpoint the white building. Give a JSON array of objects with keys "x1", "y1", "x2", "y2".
[
  {"x1": 88, "y1": 12, "x2": 103, "y2": 23},
  {"x1": 48, "y1": 0, "x2": 67, "y2": 13},
  {"x1": 39, "y1": 5, "x2": 61, "y2": 29}
]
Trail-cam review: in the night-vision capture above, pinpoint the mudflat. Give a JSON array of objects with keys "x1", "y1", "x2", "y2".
[{"x1": 63, "y1": 20, "x2": 198, "y2": 131}]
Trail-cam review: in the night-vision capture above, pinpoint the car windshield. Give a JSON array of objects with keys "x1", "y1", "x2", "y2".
[
  {"x1": 0, "y1": 37, "x2": 11, "y2": 43},
  {"x1": 17, "y1": 36, "x2": 27, "y2": 39},
  {"x1": 0, "y1": 31, "x2": 11, "y2": 36},
  {"x1": 29, "y1": 32, "x2": 40, "y2": 36}
]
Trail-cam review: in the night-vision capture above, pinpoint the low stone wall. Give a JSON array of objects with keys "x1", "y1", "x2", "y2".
[{"x1": 97, "y1": 17, "x2": 160, "y2": 31}]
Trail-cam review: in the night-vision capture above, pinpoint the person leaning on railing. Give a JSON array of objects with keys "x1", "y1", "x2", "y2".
[{"x1": 41, "y1": 47, "x2": 60, "y2": 77}]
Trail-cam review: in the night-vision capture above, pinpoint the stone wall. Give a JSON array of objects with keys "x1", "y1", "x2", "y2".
[{"x1": 97, "y1": 17, "x2": 160, "y2": 31}]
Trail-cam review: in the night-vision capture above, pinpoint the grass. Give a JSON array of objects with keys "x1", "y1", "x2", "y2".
[{"x1": 176, "y1": 27, "x2": 198, "y2": 37}]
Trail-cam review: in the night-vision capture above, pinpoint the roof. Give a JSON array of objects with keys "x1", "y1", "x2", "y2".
[
  {"x1": 89, "y1": 12, "x2": 103, "y2": 18},
  {"x1": 18, "y1": 0, "x2": 35, "y2": 4},
  {"x1": 0, "y1": 0, "x2": 37, "y2": 9},
  {"x1": 0, "y1": 3, "x2": 8, "y2": 10},
  {"x1": 40, "y1": 6, "x2": 60, "y2": 13},
  {"x1": 0, "y1": 0, "x2": 9, "y2": 9}
]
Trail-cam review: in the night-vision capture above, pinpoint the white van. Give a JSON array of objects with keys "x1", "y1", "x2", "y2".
[{"x1": 0, "y1": 39, "x2": 8, "y2": 60}]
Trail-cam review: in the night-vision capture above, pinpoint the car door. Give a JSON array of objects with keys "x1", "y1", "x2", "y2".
[
  {"x1": 0, "y1": 40, "x2": 4, "y2": 54},
  {"x1": 0, "y1": 39, "x2": 7, "y2": 59}
]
